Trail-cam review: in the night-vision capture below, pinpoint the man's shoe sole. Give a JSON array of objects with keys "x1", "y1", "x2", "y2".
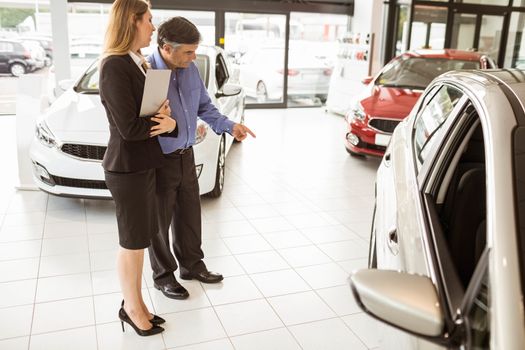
[
  {"x1": 153, "y1": 284, "x2": 189, "y2": 300},
  {"x1": 180, "y1": 274, "x2": 224, "y2": 284}
]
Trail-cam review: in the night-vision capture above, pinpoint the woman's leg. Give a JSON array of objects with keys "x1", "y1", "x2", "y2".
[
  {"x1": 137, "y1": 250, "x2": 154, "y2": 319},
  {"x1": 118, "y1": 247, "x2": 152, "y2": 330}
]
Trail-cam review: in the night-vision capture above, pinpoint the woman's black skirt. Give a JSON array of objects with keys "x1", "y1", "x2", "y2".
[{"x1": 105, "y1": 169, "x2": 158, "y2": 250}]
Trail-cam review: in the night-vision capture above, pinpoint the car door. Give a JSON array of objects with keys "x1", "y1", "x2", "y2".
[
  {"x1": 417, "y1": 95, "x2": 491, "y2": 349},
  {"x1": 0, "y1": 41, "x2": 11, "y2": 72}
]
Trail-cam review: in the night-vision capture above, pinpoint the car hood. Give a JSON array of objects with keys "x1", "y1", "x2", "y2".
[
  {"x1": 360, "y1": 85, "x2": 422, "y2": 120},
  {"x1": 43, "y1": 89, "x2": 109, "y2": 145}
]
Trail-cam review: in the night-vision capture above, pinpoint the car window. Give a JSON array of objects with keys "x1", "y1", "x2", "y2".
[
  {"x1": 0, "y1": 42, "x2": 14, "y2": 52},
  {"x1": 465, "y1": 268, "x2": 490, "y2": 349},
  {"x1": 413, "y1": 85, "x2": 463, "y2": 167},
  {"x1": 76, "y1": 61, "x2": 99, "y2": 93},
  {"x1": 377, "y1": 56, "x2": 480, "y2": 90},
  {"x1": 216, "y1": 53, "x2": 229, "y2": 89},
  {"x1": 195, "y1": 54, "x2": 209, "y2": 88}
]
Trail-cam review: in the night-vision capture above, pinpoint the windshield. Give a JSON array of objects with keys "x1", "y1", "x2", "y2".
[
  {"x1": 377, "y1": 56, "x2": 480, "y2": 90},
  {"x1": 75, "y1": 54, "x2": 209, "y2": 93}
]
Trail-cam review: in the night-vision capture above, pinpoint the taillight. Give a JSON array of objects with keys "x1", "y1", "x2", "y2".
[
  {"x1": 23, "y1": 50, "x2": 31, "y2": 59},
  {"x1": 277, "y1": 68, "x2": 300, "y2": 76},
  {"x1": 323, "y1": 68, "x2": 333, "y2": 76}
]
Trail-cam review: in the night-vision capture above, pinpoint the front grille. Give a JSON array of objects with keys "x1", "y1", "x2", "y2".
[
  {"x1": 369, "y1": 118, "x2": 400, "y2": 133},
  {"x1": 51, "y1": 175, "x2": 108, "y2": 189},
  {"x1": 61, "y1": 143, "x2": 106, "y2": 160},
  {"x1": 361, "y1": 141, "x2": 387, "y2": 152}
]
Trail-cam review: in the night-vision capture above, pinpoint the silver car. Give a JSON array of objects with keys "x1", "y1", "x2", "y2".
[{"x1": 349, "y1": 70, "x2": 525, "y2": 349}]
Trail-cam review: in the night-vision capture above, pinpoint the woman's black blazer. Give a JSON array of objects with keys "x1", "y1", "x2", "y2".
[{"x1": 99, "y1": 54, "x2": 167, "y2": 173}]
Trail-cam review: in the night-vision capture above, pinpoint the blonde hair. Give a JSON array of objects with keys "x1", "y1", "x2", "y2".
[{"x1": 103, "y1": 0, "x2": 150, "y2": 57}]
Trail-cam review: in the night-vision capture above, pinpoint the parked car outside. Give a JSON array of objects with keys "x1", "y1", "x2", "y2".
[
  {"x1": 30, "y1": 45, "x2": 245, "y2": 199},
  {"x1": 349, "y1": 69, "x2": 525, "y2": 349},
  {"x1": 234, "y1": 42, "x2": 333, "y2": 103},
  {"x1": 70, "y1": 37, "x2": 103, "y2": 59},
  {"x1": 20, "y1": 35, "x2": 53, "y2": 62},
  {"x1": 19, "y1": 39, "x2": 46, "y2": 69},
  {"x1": 0, "y1": 39, "x2": 37, "y2": 76},
  {"x1": 344, "y1": 49, "x2": 495, "y2": 157}
]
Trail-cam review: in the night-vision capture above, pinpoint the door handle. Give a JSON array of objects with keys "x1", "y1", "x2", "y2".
[{"x1": 387, "y1": 227, "x2": 399, "y2": 255}]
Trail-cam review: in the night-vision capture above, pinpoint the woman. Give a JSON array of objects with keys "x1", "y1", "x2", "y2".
[{"x1": 99, "y1": 0, "x2": 176, "y2": 336}]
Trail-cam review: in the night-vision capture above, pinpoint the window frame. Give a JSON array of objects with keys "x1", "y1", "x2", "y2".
[{"x1": 417, "y1": 96, "x2": 490, "y2": 344}]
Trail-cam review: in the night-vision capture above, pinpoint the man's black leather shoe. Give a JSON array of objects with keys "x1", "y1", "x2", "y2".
[
  {"x1": 153, "y1": 282, "x2": 189, "y2": 300},
  {"x1": 180, "y1": 270, "x2": 224, "y2": 283}
]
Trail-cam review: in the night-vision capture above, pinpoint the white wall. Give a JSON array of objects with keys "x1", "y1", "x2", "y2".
[{"x1": 352, "y1": 0, "x2": 385, "y2": 74}]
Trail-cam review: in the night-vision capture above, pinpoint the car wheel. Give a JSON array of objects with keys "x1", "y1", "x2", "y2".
[
  {"x1": 256, "y1": 81, "x2": 268, "y2": 103},
  {"x1": 206, "y1": 135, "x2": 226, "y2": 198},
  {"x1": 10, "y1": 63, "x2": 26, "y2": 77},
  {"x1": 369, "y1": 203, "x2": 377, "y2": 268},
  {"x1": 345, "y1": 146, "x2": 365, "y2": 158}
]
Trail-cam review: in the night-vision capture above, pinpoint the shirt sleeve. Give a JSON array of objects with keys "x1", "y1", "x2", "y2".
[
  {"x1": 196, "y1": 69, "x2": 235, "y2": 135},
  {"x1": 99, "y1": 57, "x2": 155, "y2": 141}
]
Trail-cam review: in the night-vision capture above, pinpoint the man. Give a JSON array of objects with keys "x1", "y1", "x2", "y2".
[{"x1": 147, "y1": 16, "x2": 255, "y2": 300}]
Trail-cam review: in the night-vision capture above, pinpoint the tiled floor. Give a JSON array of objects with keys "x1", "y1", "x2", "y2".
[{"x1": 0, "y1": 108, "x2": 389, "y2": 349}]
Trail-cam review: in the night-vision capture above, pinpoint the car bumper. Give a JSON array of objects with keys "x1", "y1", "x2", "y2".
[
  {"x1": 344, "y1": 119, "x2": 390, "y2": 157},
  {"x1": 30, "y1": 139, "x2": 112, "y2": 198},
  {"x1": 30, "y1": 138, "x2": 213, "y2": 199}
]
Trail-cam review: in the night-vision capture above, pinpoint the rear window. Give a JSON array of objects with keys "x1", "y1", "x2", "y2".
[{"x1": 377, "y1": 56, "x2": 480, "y2": 90}]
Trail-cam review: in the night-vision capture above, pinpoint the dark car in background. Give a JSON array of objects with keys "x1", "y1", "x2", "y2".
[
  {"x1": 0, "y1": 39, "x2": 38, "y2": 77},
  {"x1": 344, "y1": 49, "x2": 495, "y2": 157}
]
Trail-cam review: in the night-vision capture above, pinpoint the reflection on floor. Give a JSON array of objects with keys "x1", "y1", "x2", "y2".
[{"x1": 0, "y1": 108, "x2": 388, "y2": 349}]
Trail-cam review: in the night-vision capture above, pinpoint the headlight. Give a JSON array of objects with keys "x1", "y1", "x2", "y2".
[
  {"x1": 349, "y1": 103, "x2": 366, "y2": 123},
  {"x1": 35, "y1": 121, "x2": 57, "y2": 148},
  {"x1": 195, "y1": 122, "x2": 208, "y2": 145}
]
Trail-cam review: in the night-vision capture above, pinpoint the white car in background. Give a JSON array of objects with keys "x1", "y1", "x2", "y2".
[
  {"x1": 30, "y1": 46, "x2": 245, "y2": 199},
  {"x1": 349, "y1": 70, "x2": 525, "y2": 349},
  {"x1": 235, "y1": 44, "x2": 332, "y2": 102}
]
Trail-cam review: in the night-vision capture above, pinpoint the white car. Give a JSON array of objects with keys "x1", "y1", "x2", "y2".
[
  {"x1": 235, "y1": 44, "x2": 332, "y2": 102},
  {"x1": 30, "y1": 45, "x2": 245, "y2": 199},
  {"x1": 349, "y1": 70, "x2": 525, "y2": 349}
]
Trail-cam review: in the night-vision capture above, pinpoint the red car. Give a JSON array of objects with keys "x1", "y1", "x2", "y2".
[{"x1": 344, "y1": 49, "x2": 495, "y2": 157}]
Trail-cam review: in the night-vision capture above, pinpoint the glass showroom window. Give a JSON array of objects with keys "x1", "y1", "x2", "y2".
[
  {"x1": 287, "y1": 12, "x2": 348, "y2": 107},
  {"x1": 224, "y1": 12, "x2": 286, "y2": 106},
  {"x1": 504, "y1": 12, "x2": 525, "y2": 68},
  {"x1": 409, "y1": 5, "x2": 447, "y2": 50},
  {"x1": 0, "y1": 0, "x2": 51, "y2": 115}
]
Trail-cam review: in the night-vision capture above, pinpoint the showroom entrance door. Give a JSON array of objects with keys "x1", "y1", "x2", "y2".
[{"x1": 449, "y1": 11, "x2": 506, "y2": 66}]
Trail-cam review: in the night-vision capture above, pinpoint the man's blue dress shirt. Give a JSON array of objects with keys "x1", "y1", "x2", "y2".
[{"x1": 148, "y1": 48, "x2": 235, "y2": 154}]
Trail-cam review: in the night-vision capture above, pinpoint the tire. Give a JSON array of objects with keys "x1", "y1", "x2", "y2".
[
  {"x1": 10, "y1": 63, "x2": 26, "y2": 77},
  {"x1": 256, "y1": 81, "x2": 268, "y2": 103},
  {"x1": 206, "y1": 135, "x2": 226, "y2": 198},
  {"x1": 368, "y1": 203, "x2": 377, "y2": 268}
]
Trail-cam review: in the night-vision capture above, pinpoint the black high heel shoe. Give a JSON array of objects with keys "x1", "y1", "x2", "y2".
[
  {"x1": 119, "y1": 307, "x2": 164, "y2": 336},
  {"x1": 121, "y1": 300, "x2": 165, "y2": 325}
]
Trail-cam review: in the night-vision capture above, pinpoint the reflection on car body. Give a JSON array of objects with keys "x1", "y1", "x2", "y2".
[
  {"x1": 350, "y1": 69, "x2": 525, "y2": 349},
  {"x1": 30, "y1": 45, "x2": 245, "y2": 199}
]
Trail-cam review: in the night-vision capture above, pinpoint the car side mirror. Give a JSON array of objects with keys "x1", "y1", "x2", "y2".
[
  {"x1": 362, "y1": 76, "x2": 374, "y2": 85},
  {"x1": 349, "y1": 269, "x2": 457, "y2": 347},
  {"x1": 216, "y1": 83, "x2": 242, "y2": 99}
]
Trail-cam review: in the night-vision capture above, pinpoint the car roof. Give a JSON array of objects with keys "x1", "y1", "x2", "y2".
[{"x1": 405, "y1": 49, "x2": 485, "y2": 61}]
